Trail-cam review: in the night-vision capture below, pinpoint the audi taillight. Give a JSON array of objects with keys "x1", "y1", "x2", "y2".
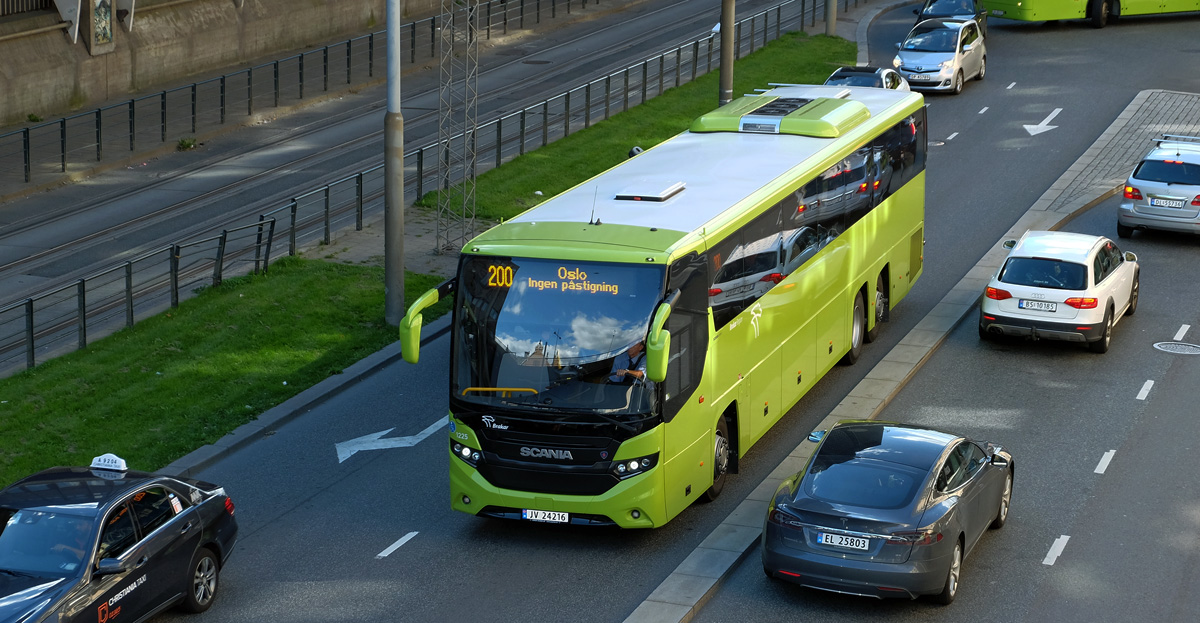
[
  {"x1": 1064, "y1": 297, "x2": 1098, "y2": 309},
  {"x1": 1124, "y1": 186, "x2": 1142, "y2": 200},
  {"x1": 760, "y1": 273, "x2": 785, "y2": 285},
  {"x1": 886, "y1": 530, "x2": 941, "y2": 546},
  {"x1": 986, "y1": 287, "x2": 1012, "y2": 300},
  {"x1": 708, "y1": 288, "x2": 722, "y2": 297}
]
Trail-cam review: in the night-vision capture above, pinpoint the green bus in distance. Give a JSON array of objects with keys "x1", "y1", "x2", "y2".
[
  {"x1": 400, "y1": 83, "x2": 928, "y2": 528},
  {"x1": 982, "y1": 0, "x2": 1200, "y2": 28}
]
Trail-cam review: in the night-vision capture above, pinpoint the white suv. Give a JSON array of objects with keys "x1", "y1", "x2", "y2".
[
  {"x1": 1118, "y1": 134, "x2": 1200, "y2": 238},
  {"x1": 978, "y1": 231, "x2": 1139, "y2": 354}
]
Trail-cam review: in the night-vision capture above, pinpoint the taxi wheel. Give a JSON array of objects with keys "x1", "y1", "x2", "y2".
[
  {"x1": 181, "y1": 548, "x2": 219, "y2": 613},
  {"x1": 933, "y1": 539, "x2": 962, "y2": 605},
  {"x1": 701, "y1": 417, "x2": 731, "y2": 502},
  {"x1": 1088, "y1": 308, "x2": 1113, "y2": 354}
]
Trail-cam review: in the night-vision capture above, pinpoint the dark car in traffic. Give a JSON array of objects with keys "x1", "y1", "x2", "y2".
[
  {"x1": 0, "y1": 454, "x2": 238, "y2": 623},
  {"x1": 762, "y1": 421, "x2": 1013, "y2": 603},
  {"x1": 916, "y1": 0, "x2": 988, "y2": 35}
]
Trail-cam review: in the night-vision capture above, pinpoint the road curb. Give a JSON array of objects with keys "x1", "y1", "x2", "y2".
[{"x1": 623, "y1": 87, "x2": 1200, "y2": 623}]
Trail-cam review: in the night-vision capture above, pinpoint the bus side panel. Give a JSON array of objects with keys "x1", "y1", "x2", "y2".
[
  {"x1": 814, "y1": 243, "x2": 851, "y2": 371},
  {"x1": 662, "y1": 422, "x2": 711, "y2": 522},
  {"x1": 980, "y1": 0, "x2": 1086, "y2": 20}
]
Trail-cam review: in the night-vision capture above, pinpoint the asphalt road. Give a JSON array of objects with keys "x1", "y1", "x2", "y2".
[{"x1": 68, "y1": 5, "x2": 1200, "y2": 623}]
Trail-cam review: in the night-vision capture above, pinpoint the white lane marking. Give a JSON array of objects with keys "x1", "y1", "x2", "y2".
[
  {"x1": 1136, "y1": 380, "x2": 1154, "y2": 401},
  {"x1": 377, "y1": 531, "x2": 419, "y2": 559},
  {"x1": 946, "y1": 132, "x2": 959, "y2": 141},
  {"x1": 1094, "y1": 450, "x2": 1116, "y2": 474},
  {"x1": 1175, "y1": 324, "x2": 1190, "y2": 341},
  {"x1": 1007, "y1": 82, "x2": 1016, "y2": 89},
  {"x1": 1024, "y1": 108, "x2": 1062, "y2": 136},
  {"x1": 336, "y1": 418, "x2": 449, "y2": 463},
  {"x1": 979, "y1": 106, "x2": 988, "y2": 114},
  {"x1": 1043, "y1": 535, "x2": 1070, "y2": 565}
]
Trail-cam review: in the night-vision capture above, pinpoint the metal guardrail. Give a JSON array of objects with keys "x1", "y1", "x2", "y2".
[{"x1": 0, "y1": 0, "x2": 856, "y2": 378}]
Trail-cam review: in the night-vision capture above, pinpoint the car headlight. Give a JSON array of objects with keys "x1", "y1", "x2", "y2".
[
  {"x1": 939, "y1": 60, "x2": 953, "y2": 69},
  {"x1": 611, "y1": 454, "x2": 658, "y2": 480},
  {"x1": 892, "y1": 56, "x2": 902, "y2": 69}
]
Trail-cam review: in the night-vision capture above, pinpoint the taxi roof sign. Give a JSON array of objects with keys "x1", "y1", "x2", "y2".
[{"x1": 90, "y1": 453, "x2": 128, "y2": 472}]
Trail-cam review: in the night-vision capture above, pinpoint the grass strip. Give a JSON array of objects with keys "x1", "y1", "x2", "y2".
[{"x1": 0, "y1": 31, "x2": 854, "y2": 486}]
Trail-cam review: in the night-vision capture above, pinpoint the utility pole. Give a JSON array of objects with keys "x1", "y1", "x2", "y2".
[
  {"x1": 826, "y1": 0, "x2": 838, "y2": 36},
  {"x1": 384, "y1": 0, "x2": 405, "y2": 325},
  {"x1": 719, "y1": 0, "x2": 734, "y2": 106}
]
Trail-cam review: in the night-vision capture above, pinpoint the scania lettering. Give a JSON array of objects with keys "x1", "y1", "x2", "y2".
[{"x1": 401, "y1": 84, "x2": 928, "y2": 527}]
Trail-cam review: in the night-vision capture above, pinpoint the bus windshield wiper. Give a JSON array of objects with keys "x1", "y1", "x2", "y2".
[{"x1": 498, "y1": 401, "x2": 639, "y2": 432}]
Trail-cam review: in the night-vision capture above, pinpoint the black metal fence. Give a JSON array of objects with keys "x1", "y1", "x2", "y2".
[{"x1": 0, "y1": 0, "x2": 863, "y2": 377}]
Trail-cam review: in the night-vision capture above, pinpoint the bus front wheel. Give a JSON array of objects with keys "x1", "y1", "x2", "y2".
[
  {"x1": 1090, "y1": 0, "x2": 1110, "y2": 27},
  {"x1": 840, "y1": 290, "x2": 865, "y2": 365},
  {"x1": 701, "y1": 417, "x2": 731, "y2": 502}
]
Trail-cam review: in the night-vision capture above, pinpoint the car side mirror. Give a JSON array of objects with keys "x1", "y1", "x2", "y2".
[
  {"x1": 912, "y1": 8, "x2": 919, "y2": 14},
  {"x1": 963, "y1": 43, "x2": 973, "y2": 52},
  {"x1": 94, "y1": 558, "x2": 128, "y2": 576},
  {"x1": 990, "y1": 455, "x2": 1009, "y2": 468},
  {"x1": 1002, "y1": 239, "x2": 1017, "y2": 249},
  {"x1": 1125, "y1": 251, "x2": 1138, "y2": 262},
  {"x1": 807, "y1": 430, "x2": 826, "y2": 443},
  {"x1": 895, "y1": 42, "x2": 902, "y2": 50}
]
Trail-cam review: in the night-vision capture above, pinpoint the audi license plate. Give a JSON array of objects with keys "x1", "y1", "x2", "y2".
[
  {"x1": 1019, "y1": 299, "x2": 1057, "y2": 312},
  {"x1": 908, "y1": 74, "x2": 930, "y2": 81},
  {"x1": 1150, "y1": 197, "x2": 1184, "y2": 208},
  {"x1": 817, "y1": 532, "x2": 869, "y2": 550},
  {"x1": 522, "y1": 509, "x2": 569, "y2": 523}
]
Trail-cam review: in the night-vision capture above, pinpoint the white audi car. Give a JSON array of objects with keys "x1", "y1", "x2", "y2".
[{"x1": 978, "y1": 231, "x2": 1139, "y2": 353}]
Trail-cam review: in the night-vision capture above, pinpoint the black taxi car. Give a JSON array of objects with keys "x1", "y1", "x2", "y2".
[{"x1": 0, "y1": 454, "x2": 237, "y2": 623}]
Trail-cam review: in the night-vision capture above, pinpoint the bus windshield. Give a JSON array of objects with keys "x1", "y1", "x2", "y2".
[{"x1": 453, "y1": 256, "x2": 666, "y2": 416}]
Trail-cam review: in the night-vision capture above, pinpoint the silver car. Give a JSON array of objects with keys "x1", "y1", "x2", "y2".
[
  {"x1": 893, "y1": 19, "x2": 986, "y2": 95},
  {"x1": 1118, "y1": 134, "x2": 1200, "y2": 238},
  {"x1": 762, "y1": 421, "x2": 1013, "y2": 604}
]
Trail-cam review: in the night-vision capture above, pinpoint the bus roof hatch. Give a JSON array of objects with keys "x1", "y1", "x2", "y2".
[{"x1": 689, "y1": 95, "x2": 870, "y2": 138}]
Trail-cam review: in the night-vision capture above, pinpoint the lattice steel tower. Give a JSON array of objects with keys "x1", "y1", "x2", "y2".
[{"x1": 435, "y1": 0, "x2": 481, "y2": 253}]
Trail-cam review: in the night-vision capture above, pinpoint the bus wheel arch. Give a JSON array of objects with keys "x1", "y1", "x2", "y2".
[{"x1": 866, "y1": 267, "x2": 889, "y2": 343}]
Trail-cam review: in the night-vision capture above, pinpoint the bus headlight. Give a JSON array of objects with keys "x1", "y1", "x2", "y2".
[
  {"x1": 452, "y1": 442, "x2": 482, "y2": 467},
  {"x1": 611, "y1": 454, "x2": 658, "y2": 480}
]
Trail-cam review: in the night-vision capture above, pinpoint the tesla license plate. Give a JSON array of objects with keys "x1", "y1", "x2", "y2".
[
  {"x1": 1019, "y1": 299, "x2": 1057, "y2": 312},
  {"x1": 817, "y1": 532, "x2": 869, "y2": 550},
  {"x1": 1150, "y1": 197, "x2": 1184, "y2": 208},
  {"x1": 522, "y1": 509, "x2": 569, "y2": 523}
]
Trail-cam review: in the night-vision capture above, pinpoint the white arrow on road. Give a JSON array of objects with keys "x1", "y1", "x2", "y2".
[
  {"x1": 336, "y1": 418, "x2": 447, "y2": 463},
  {"x1": 1024, "y1": 108, "x2": 1062, "y2": 136}
]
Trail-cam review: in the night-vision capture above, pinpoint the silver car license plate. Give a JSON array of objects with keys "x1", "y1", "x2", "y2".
[
  {"x1": 817, "y1": 532, "x2": 869, "y2": 550},
  {"x1": 1150, "y1": 197, "x2": 1184, "y2": 208},
  {"x1": 522, "y1": 509, "x2": 568, "y2": 523},
  {"x1": 908, "y1": 74, "x2": 930, "y2": 81},
  {"x1": 1019, "y1": 299, "x2": 1057, "y2": 312}
]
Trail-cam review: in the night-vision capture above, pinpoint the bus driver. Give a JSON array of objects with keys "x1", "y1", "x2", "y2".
[{"x1": 608, "y1": 341, "x2": 647, "y2": 384}]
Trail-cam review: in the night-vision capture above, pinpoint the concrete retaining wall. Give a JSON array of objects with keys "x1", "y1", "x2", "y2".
[{"x1": 0, "y1": 0, "x2": 403, "y2": 125}]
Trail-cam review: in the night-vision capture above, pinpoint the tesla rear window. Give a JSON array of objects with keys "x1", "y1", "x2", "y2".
[
  {"x1": 802, "y1": 460, "x2": 925, "y2": 509},
  {"x1": 1133, "y1": 159, "x2": 1200, "y2": 185},
  {"x1": 998, "y1": 257, "x2": 1087, "y2": 290}
]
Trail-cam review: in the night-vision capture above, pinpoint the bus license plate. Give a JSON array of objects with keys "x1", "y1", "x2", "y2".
[
  {"x1": 1019, "y1": 299, "x2": 1057, "y2": 312},
  {"x1": 817, "y1": 532, "x2": 869, "y2": 550},
  {"x1": 522, "y1": 509, "x2": 569, "y2": 523},
  {"x1": 1150, "y1": 197, "x2": 1184, "y2": 208}
]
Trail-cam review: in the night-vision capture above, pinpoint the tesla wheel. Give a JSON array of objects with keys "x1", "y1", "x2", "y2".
[
  {"x1": 866, "y1": 274, "x2": 886, "y2": 343},
  {"x1": 933, "y1": 539, "x2": 962, "y2": 605},
  {"x1": 990, "y1": 470, "x2": 1012, "y2": 529},
  {"x1": 952, "y1": 71, "x2": 964, "y2": 95},
  {"x1": 1126, "y1": 272, "x2": 1139, "y2": 316},
  {"x1": 976, "y1": 56, "x2": 986, "y2": 81},
  {"x1": 1089, "y1": 308, "x2": 1113, "y2": 353},
  {"x1": 1116, "y1": 222, "x2": 1133, "y2": 238},
  {"x1": 181, "y1": 548, "x2": 219, "y2": 613},
  {"x1": 1091, "y1": 0, "x2": 1109, "y2": 27},
  {"x1": 701, "y1": 417, "x2": 730, "y2": 502},
  {"x1": 840, "y1": 290, "x2": 866, "y2": 365}
]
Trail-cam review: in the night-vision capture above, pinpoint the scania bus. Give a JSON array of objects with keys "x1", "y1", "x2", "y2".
[
  {"x1": 982, "y1": 0, "x2": 1199, "y2": 28},
  {"x1": 400, "y1": 83, "x2": 928, "y2": 528}
]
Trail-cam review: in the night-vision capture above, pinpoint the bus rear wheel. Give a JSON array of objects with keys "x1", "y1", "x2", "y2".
[
  {"x1": 866, "y1": 274, "x2": 886, "y2": 343},
  {"x1": 840, "y1": 290, "x2": 865, "y2": 365},
  {"x1": 701, "y1": 417, "x2": 731, "y2": 502}
]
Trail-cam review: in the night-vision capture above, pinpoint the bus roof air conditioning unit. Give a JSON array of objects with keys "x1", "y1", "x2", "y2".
[
  {"x1": 614, "y1": 181, "x2": 686, "y2": 202},
  {"x1": 690, "y1": 95, "x2": 871, "y2": 138}
]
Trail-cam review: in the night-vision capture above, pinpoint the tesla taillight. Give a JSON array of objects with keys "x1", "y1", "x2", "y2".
[
  {"x1": 886, "y1": 530, "x2": 942, "y2": 546},
  {"x1": 986, "y1": 287, "x2": 1012, "y2": 300},
  {"x1": 1064, "y1": 297, "x2": 1098, "y2": 309},
  {"x1": 225, "y1": 497, "x2": 236, "y2": 515}
]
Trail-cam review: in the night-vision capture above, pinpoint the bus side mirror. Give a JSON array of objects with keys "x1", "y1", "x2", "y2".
[
  {"x1": 399, "y1": 288, "x2": 440, "y2": 364},
  {"x1": 646, "y1": 301, "x2": 673, "y2": 383}
]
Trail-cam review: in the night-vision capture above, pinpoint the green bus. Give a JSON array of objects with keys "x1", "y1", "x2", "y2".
[
  {"x1": 982, "y1": 0, "x2": 1199, "y2": 27},
  {"x1": 400, "y1": 84, "x2": 928, "y2": 528}
]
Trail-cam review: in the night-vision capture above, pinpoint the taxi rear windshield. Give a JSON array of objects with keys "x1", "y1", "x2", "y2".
[
  {"x1": 998, "y1": 257, "x2": 1087, "y2": 290},
  {"x1": 1134, "y1": 159, "x2": 1200, "y2": 186}
]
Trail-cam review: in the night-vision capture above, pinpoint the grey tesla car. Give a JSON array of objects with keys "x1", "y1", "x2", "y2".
[{"x1": 761, "y1": 420, "x2": 1013, "y2": 604}]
